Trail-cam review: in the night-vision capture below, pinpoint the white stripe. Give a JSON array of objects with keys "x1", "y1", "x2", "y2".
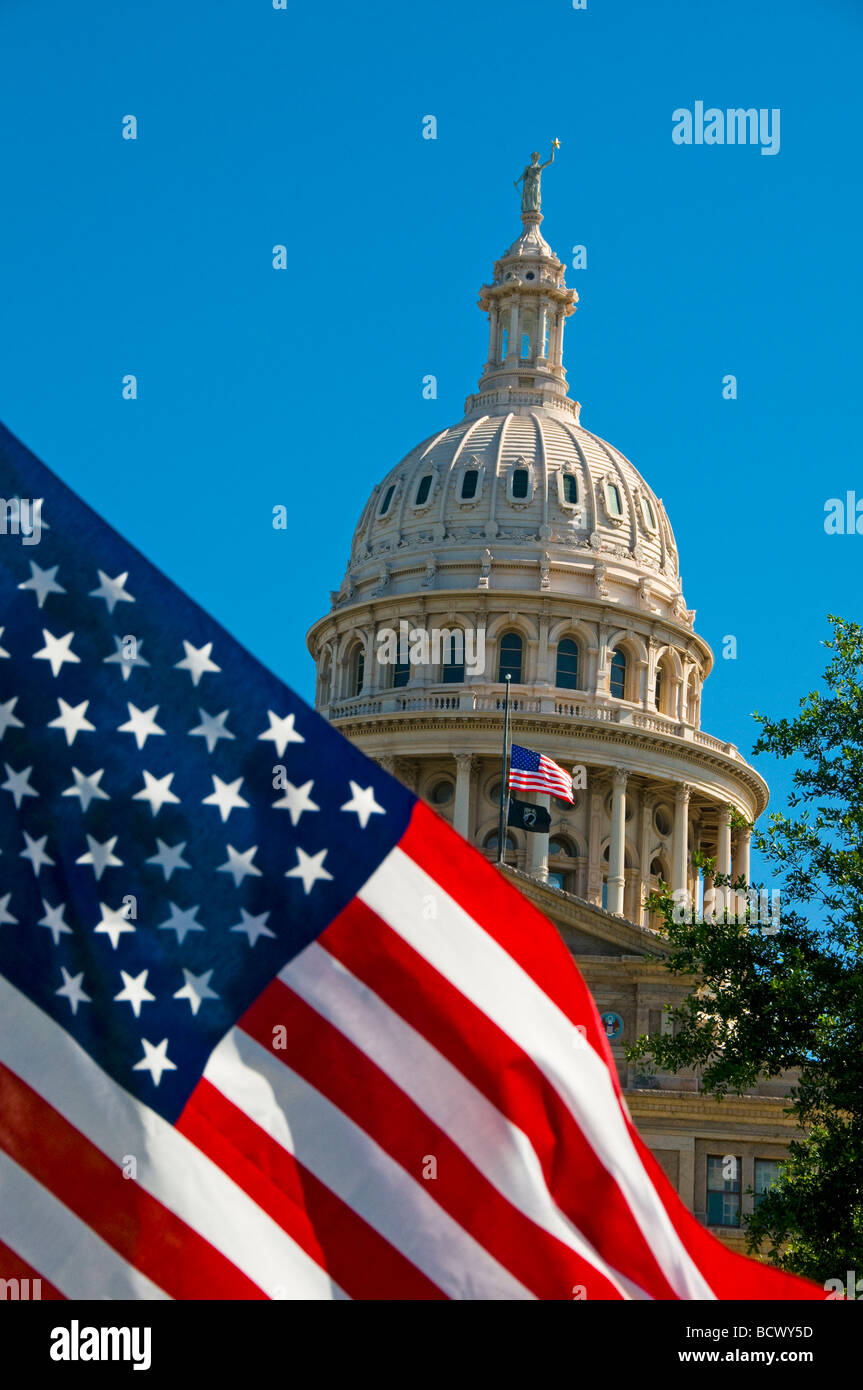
[
  {"x1": 0, "y1": 1149, "x2": 170, "y2": 1300},
  {"x1": 0, "y1": 975, "x2": 344, "y2": 1301},
  {"x1": 205, "y1": 1026, "x2": 535, "y2": 1301},
  {"x1": 357, "y1": 848, "x2": 716, "y2": 1301},
  {"x1": 281, "y1": 942, "x2": 647, "y2": 1299}
]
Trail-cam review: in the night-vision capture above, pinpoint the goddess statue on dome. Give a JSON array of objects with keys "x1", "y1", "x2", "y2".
[{"x1": 514, "y1": 140, "x2": 560, "y2": 213}]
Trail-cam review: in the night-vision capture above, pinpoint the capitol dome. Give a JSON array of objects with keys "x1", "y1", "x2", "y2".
[{"x1": 307, "y1": 168, "x2": 766, "y2": 930}]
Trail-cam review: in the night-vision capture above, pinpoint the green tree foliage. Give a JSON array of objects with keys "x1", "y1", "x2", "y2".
[{"x1": 626, "y1": 616, "x2": 863, "y2": 1282}]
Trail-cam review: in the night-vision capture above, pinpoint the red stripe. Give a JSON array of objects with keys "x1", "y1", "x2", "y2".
[
  {"x1": 240, "y1": 976, "x2": 625, "y2": 1300},
  {"x1": 0, "y1": 1238, "x2": 64, "y2": 1300},
  {"x1": 320, "y1": 899, "x2": 680, "y2": 1299},
  {"x1": 0, "y1": 1059, "x2": 263, "y2": 1301},
  {"x1": 179, "y1": 1077, "x2": 446, "y2": 1301}
]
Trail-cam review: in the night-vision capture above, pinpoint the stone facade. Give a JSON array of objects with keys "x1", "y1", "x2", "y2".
[{"x1": 306, "y1": 194, "x2": 793, "y2": 1248}]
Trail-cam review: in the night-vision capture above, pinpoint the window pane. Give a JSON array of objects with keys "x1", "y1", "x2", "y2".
[
  {"x1": 354, "y1": 650, "x2": 365, "y2": 697},
  {"x1": 461, "y1": 469, "x2": 478, "y2": 500},
  {"x1": 606, "y1": 483, "x2": 622, "y2": 516},
  {"x1": 379, "y1": 485, "x2": 395, "y2": 516},
  {"x1": 498, "y1": 632, "x2": 523, "y2": 683},
  {"x1": 556, "y1": 639, "x2": 579, "y2": 690},
  {"x1": 512, "y1": 468, "x2": 529, "y2": 499},
  {"x1": 610, "y1": 649, "x2": 627, "y2": 699},
  {"x1": 415, "y1": 474, "x2": 432, "y2": 506},
  {"x1": 393, "y1": 662, "x2": 410, "y2": 688},
  {"x1": 563, "y1": 473, "x2": 578, "y2": 504}
]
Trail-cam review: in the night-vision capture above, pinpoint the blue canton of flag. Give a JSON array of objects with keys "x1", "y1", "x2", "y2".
[{"x1": 0, "y1": 423, "x2": 413, "y2": 1124}]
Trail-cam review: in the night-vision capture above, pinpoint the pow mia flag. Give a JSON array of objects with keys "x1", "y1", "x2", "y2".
[{"x1": 508, "y1": 797, "x2": 551, "y2": 834}]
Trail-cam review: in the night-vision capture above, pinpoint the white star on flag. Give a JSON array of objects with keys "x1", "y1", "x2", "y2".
[
  {"x1": 2, "y1": 762, "x2": 38, "y2": 808},
  {"x1": 47, "y1": 697, "x2": 95, "y2": 746},
  {"x1": 217, "y1": 844, "x2": 262, "y2": 887},
  {"x1": 175, "y1": 640, "x2": 220, "y2": 686},
  {"x1": 0, "y1": 893, "x2": 18, "y2": 927},
  {"x1": 285, "y1": 846, "x2": 333, "y2": 894},
  {"x1": 157, "y1": 902, "x2": 205, "y2": 944},
  {"x1": 117, "y1": 702, "x2": 166, "y2": 750},
  {"x1": 132, "y1": 1038, "x2": 177, "y2": 1086},
  {"x1": 93, "y1": 901, "x2": 136, "y2": 950},
  {"x1": 0, "y1": 696, "x2": 24, "y2": 740},
  {"x1": 132, "y1": 770, "x2": 181, "y2": 817},
  {"x1": 272, "y1": 778, "x2": 319, "y2": 825},
  {"x1": 62, "y1": 767, "x2": 110, "y2": 813},
  {"x1": 202, "y1": 775, "x2": 248, "y2": 823},
  {"x1": 103, "y1": 635, "x2": 150, "y2": 681},
  {"x1": 18, "y1": 560, "x2": 65, "y2": 608},
  {"x1": 229, "y1": 908, "x2": 275, "y2": 947},
  {"x1": 33, "y1": 628, "x2": 80, "y2": 678},
  {"x1": 173, "y1": 968, "x2": 219, "y2": 1016},
  {"x1": 341, "y1": 781, "x2": 386, "y2": 828},
  {"x1": 76, "y1": 834, "x2": 123, "y2": 880},
  {"x1": 0, "y1": 628, "x2": 9, "y2": 658},
  {"x1": 38, "y1": 899, "x2": 72, "y2": 945},
  {"x1": 258, "y1": 710, "x2": 304, "y2": 758},
  {"x1": 20, "y1": 831, "x2": 54, "y2": 876},
  {"x1": 114, "y1": 970, "x2": 156, "y2": 1018},
  {"x1": 188, "y1": 707, "x2": 235, "y2": 753},
  {"x1": 55, "y1": 967, "x2": 91, "y2": 1015},
  {"x1": 145, "y1": 839, "x2": 191, "y2": 880},
  {"x1": 89, "y1": 569, "x2": 135, "y2": 613}
]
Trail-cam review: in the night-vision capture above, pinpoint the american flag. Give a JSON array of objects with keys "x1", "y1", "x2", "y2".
[
  {"x1": 0, "y1": 423, "x2": 821, "y2": 1301},
  {"x1": 509, "y1": 742, "x2": 575, "y2": 804}
]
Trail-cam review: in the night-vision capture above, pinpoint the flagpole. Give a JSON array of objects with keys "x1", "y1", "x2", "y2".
[{"x1": 497, "y1": 674, "x2": 511, "y2": 866}]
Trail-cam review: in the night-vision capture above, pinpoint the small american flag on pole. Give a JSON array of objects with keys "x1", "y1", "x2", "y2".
[
  {"x1": 509, "y1": 742, "x2": 575, "y2": 804},
  {"x1": 0, "y1": 423, "x2": 821, "y2": 1300}
]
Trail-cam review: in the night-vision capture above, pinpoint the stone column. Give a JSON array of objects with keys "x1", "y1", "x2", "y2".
[
  {"x1": 607, "y1": 769, "x2": 628, "y2": 915},
  {"x1": 639, "y1": 793, "x2": 655, "y2": 928},
  {"x1": 587, "y1": 781, "x2": 604, "y2": 904},
  {"x1": 716, "y1": 806, "x2": 733, "y2": 914},
  {"x1": 529, "y1": 794, "x2": 550, "y2": 882},
  {"x1": 672, "y1": 783, "x2": 691, "y2": 899},
  {"x1": 487, "y1": 304, "x2": 499, "y2": 365},
  {"x1": 453, "y1": 753, "x2": 474, "y2": 840},
  {"x1": 537, "y1": 302, "x2": 548, "y2": 361},
  {"x1": 507, "y1": 301, "x2": 520, "y2": 361},
  {"x1": 732, "y1": 827, "x2": 751, "y2": 886}
]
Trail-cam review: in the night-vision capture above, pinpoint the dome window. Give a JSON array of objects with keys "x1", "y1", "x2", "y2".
[
  {"x1": 563, "y1": 473, "x2": 578, "y2": 505},
  {"x1": 609, "y1": 647, "x2": 627, "y2": 699},
  {"x1": 461, "y1": 469, "x2": 479, "y2": 500},
  {"x1": 641, "y1": 496, "x2": 658, "y2": 531},
  {"x1": 654, "y1": 805, "x2": 673, "y2": 837},
  {"x1": 605, "y1": 482, "x2": 623, "y2": 517},
  {"x1": 498, "y1": 631, "x2": 524, "y2": 684},
  {"x1": 414, "y1": 474, "x2": 432, "y2": 506},
  {"x1": 512, "y1": 468, "x2": 529, "y2": 499},
  {"x1": 430, "y1": 780, "x2": 454, "y2": 806},
  {"x1": 441, "y1": 630, "x2": 465, "y2": 684},
  {"x1": 378, "y1": 484, "x2": 396, "y2": 517},
  {"x1": 556, "y1": 638, "x2": 579, "y2": 690},
  {"x1": 351, "y1": 645, "x2": 365, "y2": 698}
]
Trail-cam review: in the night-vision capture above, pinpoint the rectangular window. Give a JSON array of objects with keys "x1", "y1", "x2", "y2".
[
  {"x1": 706, "y1": 1155, "x2": 741, "y2": 1227},
  {"x1": 754, "y1": 1158, "x2": 782, "y2": 1209}
]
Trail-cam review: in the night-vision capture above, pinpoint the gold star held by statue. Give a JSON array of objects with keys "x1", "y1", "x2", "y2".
[{"x1": 552, "y1": 138, "x2": 561, "y2": 149}]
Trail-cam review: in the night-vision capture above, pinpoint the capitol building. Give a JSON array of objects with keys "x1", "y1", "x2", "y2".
[{"x1": 306, "y1": 158, "x2": 793, "y2": 1249}]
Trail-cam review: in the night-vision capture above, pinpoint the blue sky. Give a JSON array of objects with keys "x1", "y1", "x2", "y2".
[{"x1": 1, "y1": 0, "x2": 860, "y2": 879}]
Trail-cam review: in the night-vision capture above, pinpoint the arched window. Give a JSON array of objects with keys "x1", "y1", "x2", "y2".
[
  {"x1": 609, "y1": 647, "x2": 627, "y2": 699},
  {"x1": 414, "y1": 474, "x2": 432, "y2": 506},
  {"x1": 392, "y1": 660, "x2": 410, "y2": 689},
  {"x1": 461, "y1": 469, "x2": 479, "y2": 500},
  {"x1": 605, "y1": 482, "x2": 623, "y2": 517},
  {"x1": 556, "y1": 638, "x2": 579, "y2": 690},
  {"x1": 378, "y1": 484, "x2": 395, "y2": 517},
  {"x1": 441, "y1": 629, "x2": 465, "y2": 683},
  {"x1": 549, "y1": 836, "x2": 576, "y2": 858},
  {"x1": 654, "y1": 666, "x2": 663, "y2": 710},
  {"x1": 511, "y1": 468, "x2": 529, "y2": 499},
  {"x1": 563, "y1": 473, "x2": 578, "y2": 504},
  {"x1": 484, "y1": 831, "x2": 516, "y2": 853},
  {"x1": 498, "y1": 631, "x2": 524, "y2": 684},
  {"x1": 351, "y1": 645, "x2": 365, "y2": 697}
]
